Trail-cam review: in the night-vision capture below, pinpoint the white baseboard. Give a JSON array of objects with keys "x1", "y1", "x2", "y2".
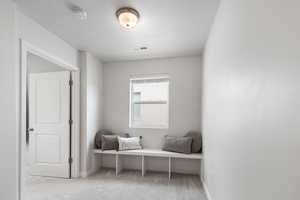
[{"x1": 201, "y1": 177, "x2": 213, "y2": 200}]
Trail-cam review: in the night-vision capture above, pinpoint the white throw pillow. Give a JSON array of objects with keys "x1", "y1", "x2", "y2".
[{"x1": 118, "y1": 136, "x2": 142, "y2": 151}]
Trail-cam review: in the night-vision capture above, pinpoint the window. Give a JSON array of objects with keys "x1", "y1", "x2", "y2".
[{"x1": 129, "y1": 76, "x2": 170, "y2": 129}]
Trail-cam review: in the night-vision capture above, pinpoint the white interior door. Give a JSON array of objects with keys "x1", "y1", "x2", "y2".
[{"x1": 28, "y1": 71, "x2": 70, "y2": 178}]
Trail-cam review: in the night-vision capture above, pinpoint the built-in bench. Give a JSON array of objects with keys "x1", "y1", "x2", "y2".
[{"x1": 94, "y1": 149, "x2": 202, "y2": 179}]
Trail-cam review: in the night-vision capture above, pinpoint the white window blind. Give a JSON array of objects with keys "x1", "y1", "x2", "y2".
[{"x1": 129, "y1": 77, "x2": 169, "y2": 129}]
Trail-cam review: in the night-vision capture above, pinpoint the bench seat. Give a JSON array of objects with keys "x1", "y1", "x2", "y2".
[{"x1": 94, "y1": 149, "x2": 202, "y2": 159}]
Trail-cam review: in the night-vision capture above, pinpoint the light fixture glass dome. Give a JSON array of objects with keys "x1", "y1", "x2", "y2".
[{"x1": 116, "y1": 8, "x2": 139, "y2": 29}]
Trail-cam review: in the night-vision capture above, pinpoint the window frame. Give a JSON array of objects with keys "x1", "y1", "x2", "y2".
[{"x1": 129, "y1": 76, "x2": 170, "y2": 129}]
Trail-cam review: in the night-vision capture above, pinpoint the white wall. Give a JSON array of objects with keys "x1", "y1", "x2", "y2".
[
  {"x1": 203, "y1": 0, "x2": 300, "y2": 200},
  {"x1": 17, "y1": 10, "x2": 78, "y2": 69},
  {"x1": 27, "y1": 53, "x2": 66, "y2": 73},
  {"x1": 80, "y1": 51, "x2": 104, "y2": 177},
  {"x1": 102, "y1": 56, "x2": 202, "y2": 174},
  {"x1": 0, "y1": 1, "x2": 18, "y2": 200}
]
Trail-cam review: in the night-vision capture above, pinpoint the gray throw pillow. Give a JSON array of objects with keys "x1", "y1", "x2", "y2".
[
  {"x1": 185, "y1": 131, "x2": 202, "y2": 153},
  {"x1": 95, "y1": 130, "x2": 113, "y2": 149},
  {"x1": 101, "y1": 135, "x2": 118, "y2": 150},
  {"x1": 162, "y1": 135, "x2": 193, "y2": 154}
]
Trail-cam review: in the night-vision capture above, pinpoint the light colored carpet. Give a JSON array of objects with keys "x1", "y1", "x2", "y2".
[{"x1": 24, "y1": 169, "x2": 207, "y2": 200}]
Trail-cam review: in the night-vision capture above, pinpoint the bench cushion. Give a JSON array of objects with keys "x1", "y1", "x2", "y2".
[
  {"x1": 185, "y1": 131, "x2": 202, "y2": 153},
  {"x1": 95, "y1": 130, "x2": 113, "y2": 149},
  {"x1": 162, "y1": 135, "x2": 193, "y2": 154},
  {"x1": 101, "y1": 135, "x2": 118, "y2": 150}
]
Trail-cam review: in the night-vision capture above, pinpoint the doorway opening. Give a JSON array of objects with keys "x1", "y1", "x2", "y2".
[{"x1": 20, "y1": 41, "x2": 80, "y2": 200}]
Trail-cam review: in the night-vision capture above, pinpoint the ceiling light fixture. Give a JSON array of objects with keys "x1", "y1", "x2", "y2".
[{"x1": 116, "y1": 7, "x2": 140, "y2": 29}]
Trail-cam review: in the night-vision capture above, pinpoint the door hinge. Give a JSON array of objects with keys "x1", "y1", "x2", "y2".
[
  {"x1": 68, "y1": 157, "x2": 73, "y2": 164},
  {"x1": 69, "y1": 79, "x2": 73, "y2": 86},
  {"x1": 69, "y1": 119, "x2": 73, "y2": 125}
]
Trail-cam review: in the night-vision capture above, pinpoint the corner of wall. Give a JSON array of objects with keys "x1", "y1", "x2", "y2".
[
  {"x1": 80, "y1": 51, "x2": 104, "y2": 177},
  {"x1": 201, "y1": 177, "x2": 213, "y2": 200}
]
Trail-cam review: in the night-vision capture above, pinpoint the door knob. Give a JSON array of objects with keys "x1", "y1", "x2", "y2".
[{"x1": 28, "y1": 128, "x2": 34, "y2": 132}]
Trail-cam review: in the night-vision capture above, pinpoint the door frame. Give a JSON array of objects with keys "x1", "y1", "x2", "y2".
[{"x1": 19, "y1": 39, "x2": 80, "y2": 198}]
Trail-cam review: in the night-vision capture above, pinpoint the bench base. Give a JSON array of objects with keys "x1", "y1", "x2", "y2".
[{"x1": 94, "y1": 149, "x2": 202, "y2": 179}]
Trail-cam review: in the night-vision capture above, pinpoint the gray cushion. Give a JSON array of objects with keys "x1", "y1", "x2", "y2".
[
  {"x1": 101, "y1": 135, "x2": 118, "y2": 150},
  {"x1": 162, "y1": 135, "x2": 193, "y2": 154},
  {"x1": 120, "y1": 133, "x2": 131, "y2": 138},
  {"x1": 185, "y1": 131, "x2": 202, "y2": 153},
  {"x1": 95, "y1": 130, "x2": 113, "y2": 149}
]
